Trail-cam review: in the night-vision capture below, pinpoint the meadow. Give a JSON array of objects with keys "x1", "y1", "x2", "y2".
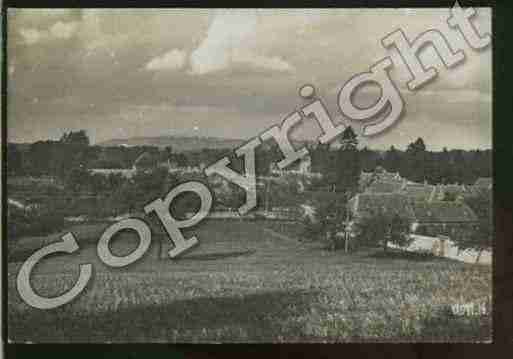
[{"x1": 7, "y1": 219, "x2": 491, "y2": 342}]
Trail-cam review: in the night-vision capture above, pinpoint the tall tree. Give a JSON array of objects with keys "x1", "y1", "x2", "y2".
[
  {"x1": 383, "y1": 145, "x2": 401, "y2": 173},
  {"x1": 355, "y1": 209, "x2": 412, "y2": 252},
  {"x1": 304, "y1": 195, "x2": 349, "y2": 251},
  {"x1": 407, "y1": 137, "x2": 426, "y2": 153},
  {"x1": 334, "y1": 126, "x2": 360, "y2": 194},
  {"x1": 7, "y1": 144, "x2": 23, "y2": 175},
  {"x1": 60, "y1": 130, "x2": 90, "y2": 146},
  {"x1": 406, "y1": 137, "x2": 427, "y2": 183},
  {"x1": 339, "y1": 126, "x2": 358, "y2": 150},
  {"x1": 439, "y1": 147, "x2": 453, "y2": 184}
]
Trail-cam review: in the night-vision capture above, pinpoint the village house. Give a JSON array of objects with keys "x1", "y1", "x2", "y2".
[
  {"x1": 401, "y1": 182, "x2": 437, "y2": 202},
  {"x1": 468, "y1": 177, "x2": 492, "y2": 197},
  {"x1": 269, "y1": 155, "x2": 321, "y2": 178},
  {"x1": 359, "y1": 169, "x2": 471, "y2": 204},
  {"x1": 91, "y1": 151, "x2": 160, "y2": 178},
  {"x1": 474, "y1": 177, "x2": 492, "y2": 190},
  {"x1": 348, "y1": 192, "x2": 478, "y2": 238},
  {"x1": 365, "y1": 180, "x2": 405, "y2": 194},
  {"x1": 133, "y1": 152, "x2": 159, "y2": 172},
  {"x1": 359, "y1": 167, "x2": 405, "y2": 194},
  {"x1": 410, "y1": 201, "x2": 478, "y2": 237}
]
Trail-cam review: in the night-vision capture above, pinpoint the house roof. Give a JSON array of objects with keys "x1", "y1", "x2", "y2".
[
  {"x1": 467, "y1": 185, "x2": 491, "y2": 198},
  {"x1": 441, "y1": 184, "x2": 467, "y2": 192},
  {"x1": 365, "y1": 180, "x2": 404, "y2": 193},
  {"x1": 349, "y1": 193, "x2": 478, "y2": 224},
  {"x1": 372, "y1": 167, "x2": 402, "y2": 180},
  {"x1": 411, "y1": 201, "x2": 478, "y2": 223},
  {"x1": 377, "y1": 172, "x2": 401, "y2": 181},
  {"x1": 349, "y1": 193, "x2": 416, "y2": 220},
  {"x1": 402, "y1": 183, "x2": 435, "y2": 201},
  {"x1": 474, "y1": 177, "x2": 492, "y2": 188},
  {"x1": 133, "y1": 152, "x2": 158, "y2": 168}
]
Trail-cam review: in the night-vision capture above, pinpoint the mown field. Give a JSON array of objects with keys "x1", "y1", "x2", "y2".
[{"x1": 7, "y1": 219, "x2": 491, "y2": 342}]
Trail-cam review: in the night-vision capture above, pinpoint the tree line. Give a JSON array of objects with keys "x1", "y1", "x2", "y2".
[
  {"x1": 7, "y1": 129, "x2": 491, "y2": 189},
  {"x1": 311, "y1": 133, "x2": 492, "y2": 189}
]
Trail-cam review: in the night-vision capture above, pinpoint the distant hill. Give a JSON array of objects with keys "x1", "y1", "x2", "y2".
[
  {"x1": 96, "y1": 136, "x2": 246, "y2": 152},
  {"x1": 97, "y1": 135, "x2": 311, "y2": 152}
]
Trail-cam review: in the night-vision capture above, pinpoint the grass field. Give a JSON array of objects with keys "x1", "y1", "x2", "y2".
[{"x1": 7, "y1": 219, "x2": 491, "y2": 342}]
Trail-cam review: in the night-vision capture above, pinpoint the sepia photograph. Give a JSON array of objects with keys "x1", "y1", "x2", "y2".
[{"x1": 4, "y1": 7, "x2": 492, "y2": 342}]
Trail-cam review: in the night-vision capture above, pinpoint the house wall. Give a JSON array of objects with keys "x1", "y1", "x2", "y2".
[{"x1": 388, "y1": 234, "x2": 492, "y2": 265}]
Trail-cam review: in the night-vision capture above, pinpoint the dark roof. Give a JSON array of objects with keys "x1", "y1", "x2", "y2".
[
  {"x1": 350, "y1": 193, "x2": 416, "y2": 220},
  {"x1": 411, "y1": 201, "x2": 478, "y2": 223},
  {"x1": 349, "y1": 194, "x2": 478, "y2": 224}
]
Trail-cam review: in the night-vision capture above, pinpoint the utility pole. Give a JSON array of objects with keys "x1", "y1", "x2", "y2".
[{"x1": 265, "y1": 180, "x2": 270, "y2": 213}]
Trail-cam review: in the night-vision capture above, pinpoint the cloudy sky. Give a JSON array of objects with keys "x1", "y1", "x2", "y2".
[{"x1": 7, "y1": 8, "x2": 492, "y2": 150}]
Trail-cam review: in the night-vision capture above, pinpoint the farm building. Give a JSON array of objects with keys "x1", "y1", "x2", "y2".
[
  {"x1": 348, "y1": 193, "x2": 478, "y2": 237},
  {"x1": 474, "y1": 177, "x2": 492, "y2": 189},
  {"x1": 401, "y1": 182, "x2": 437, "y2": 202},
  {"x1": 372, "y1": 167, "x2": 402, "y2": 182},
  {"x1": 91, "y1": 151, "x2": 163, "y2": 177},
  {"x1": 133, "y1": 152, "x2": 159, "y2": 172},
  {"x1": 358, "y1": 169, "x2": 471, "y2": 204},
  {"x1": 410, "y1": 201, "x2": 478, "y2": 237},
  {"x1": 359, "y1": 167, "x2": 406, "y2": 194},
  {"x1": 364, "y1": 180, "x2": 405, "y2": 194}
]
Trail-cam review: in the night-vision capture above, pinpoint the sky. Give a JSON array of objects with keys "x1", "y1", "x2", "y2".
[{"x1": 7, "y1": 8, "x2": 492, "y2": 150}]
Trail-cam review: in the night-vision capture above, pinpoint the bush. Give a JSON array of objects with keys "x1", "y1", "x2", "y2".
[
  {"x1": 355, "y1": 210, "x2": 412, "y2": 252},
  {"x1": 302, "y1": 216, "x2": 322, "y2": 241}
]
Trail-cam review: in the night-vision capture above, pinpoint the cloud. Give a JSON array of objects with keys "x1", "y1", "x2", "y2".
[
  {"x1": 19, "y1": 20, "x2": 78, "y2": 45},
  {"x1": 420, "y1": 89, "x2": 491, "y2": 104},
  {"x1": 19, "y1": 28, "x2": 44, "y2": 44},
  {"x1": 232, "y1": 51, "x2": 294, "y2": 72},
  {"x1": 145, "y1": 49, "x2": 187, "y2": 71},
  {"x1": 49, "y1": 21, "x2": 78, "y2": 39},
  {"x1": 189, "y1": 10, "x2": 294, "y2": 75},
  {"x1": 8, "y1": 9, "x2": 491, "y2": 149}
]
